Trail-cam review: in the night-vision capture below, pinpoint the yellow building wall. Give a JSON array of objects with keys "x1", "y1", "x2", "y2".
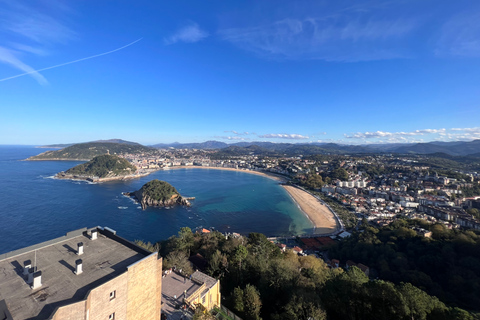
[{"x1": 191, "y1": 280, "x2": 221, "y2": 311}]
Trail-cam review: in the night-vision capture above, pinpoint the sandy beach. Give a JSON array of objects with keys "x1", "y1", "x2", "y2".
[
  {"x1": 164, "y1": 166, "x2": 338, "y2": 235},
  {"x1": 282, "y1": 185, "x2": 339, "y2": 235}
]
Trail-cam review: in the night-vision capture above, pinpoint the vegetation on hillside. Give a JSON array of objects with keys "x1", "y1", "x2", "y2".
[
  {"x1": 28, "y1": 142, "x2": 153, "y2": 160},
  {"x1": 151, "y1": 227, "x2": 475, "y2": 320},
  {"x1": 329, "y1": 219, "x2": 480, "y2": 312},
  {"x1": 64, "y1": 154, "x2": 136, "y2": 178},
  {"x1": 138, "y1": 179, "x2": 180, "y2": 201}
]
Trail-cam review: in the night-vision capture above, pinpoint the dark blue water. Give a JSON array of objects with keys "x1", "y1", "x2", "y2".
[{"x1": 0, "y1": 146, "x2": 312, "y2": 254}]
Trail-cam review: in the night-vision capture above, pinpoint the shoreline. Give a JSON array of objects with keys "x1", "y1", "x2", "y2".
[
  {"x1": 282, "y1": 185, "x2": 339, "y2": 235},
  {"x1": 162, "y1": 166, "x2": 288, "y2": 182},
  {"x1": 54, "y1": 170, "x2": 157, "y2": 183},
  {"x1": 51, "y1": 164, "x2": 339, "y2": 236}
]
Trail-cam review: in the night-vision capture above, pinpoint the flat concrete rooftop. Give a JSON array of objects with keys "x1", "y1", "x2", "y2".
[
  {"x1": 0, "y1": 227, "x2": 150, "y2": 320},
  {"x1": 161, "y1": 271, "x2": 218, "y2": 320},
  {"x1": 162, "y1": 272, "x2": 200, "y2": 320}
]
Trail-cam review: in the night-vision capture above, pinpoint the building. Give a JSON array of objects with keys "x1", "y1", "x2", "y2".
[
  {"x1": 0, "y1": 227, "x2": 162, "y2": 320},
  {"x1": 161, "y1": 270, "x2": 220, "y2": 319}
]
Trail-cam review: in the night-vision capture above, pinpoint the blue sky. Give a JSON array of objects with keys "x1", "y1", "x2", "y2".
[{"x1": 1, "y1": 0, "x2": 479, "y2": 145}]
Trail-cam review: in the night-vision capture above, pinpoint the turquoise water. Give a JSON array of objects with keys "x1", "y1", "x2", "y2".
[{"x1": 0, "y1": 146, "x2": 312, "y2": 254}]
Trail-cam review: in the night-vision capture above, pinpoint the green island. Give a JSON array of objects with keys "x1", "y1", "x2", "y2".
[
  {"x1": 27, "y1": 141, "x2": 154, "y2": 160},
  {"x1": 124, "y1": 179, "x2": 192, "y2": 210},
  {"x1": 56, "y1": 154, "x2": 138, "y2": 182}
]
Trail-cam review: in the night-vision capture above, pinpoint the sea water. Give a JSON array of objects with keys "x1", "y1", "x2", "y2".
[{"x1": 0, "y1": 146, "x2": 312, "y2": 254}]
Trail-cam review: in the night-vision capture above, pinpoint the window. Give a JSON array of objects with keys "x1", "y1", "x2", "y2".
[
  {"x1": 202, "y1": 295, "x2": 206, "y2": 304},
  {"x1": 108, "y1": 313, "x2": 115, "y2": 320},
  {"x1": 110, "y1": 290, "x2": 116, "y2": 300}
]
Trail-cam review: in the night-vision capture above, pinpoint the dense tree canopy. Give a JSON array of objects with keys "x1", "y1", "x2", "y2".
[
  {"x1": 139, "y1": 179, "x2": 180, "y2": 201},
  {"x1": 329, "y1": 220, "x2": 480, "y2": 312},
  {"x1": 155, "y1": 227, "x2": 476, "y2": 320},
  {"x1": 65, "y1": 154, "x2": 136, "y2": 178}
]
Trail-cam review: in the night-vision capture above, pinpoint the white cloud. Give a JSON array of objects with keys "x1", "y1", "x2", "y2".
[
  {"x1": 344, "y1": 127, "x2": 480, "y2": 143},
  {"x1": 258, "y1": 133, "x2": 310, "y2": 139},
  {"x1": 219, "y1": 12, "x2": 418, "y2": 61},
  {"x1": 224, "y1": 130, "x2": 252, "y2": 136},
  {"x1": 0, "y1": 1, "x2": 75, "y2": 84},
  {"x1": 0, "y1": 46, "x2": 47, "y2": 84},
  {"x1": 215, "y1": 136, "x2": 248, "y2": 141},
  {"x1": 436, "y1": 11, "x2": 480, "y2": 57},
  {"x1": 345, "y1": 128, "x2": 447, "y2": 140},
  {"x1": 164, "y1": 22, "x2": 208, "y2": 45},
  {"x1": 451, "y1": 127, "x2": 480, "y2": 132}
]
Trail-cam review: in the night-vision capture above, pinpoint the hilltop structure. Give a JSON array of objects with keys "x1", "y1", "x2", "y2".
[{"x1": 0, "y1": 227, "x2": 163, "y2": 320}]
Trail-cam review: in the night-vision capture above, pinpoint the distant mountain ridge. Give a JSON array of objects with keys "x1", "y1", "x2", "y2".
[
  {"x1": 150, "y1": 140, "x2": 229, "y2": 149},
  {"x1": 151, "y1": 139, "x2": 480, "y2": 156},
  {"x1": 32, "y1": 138, "x2": 480, "y2": 158}
]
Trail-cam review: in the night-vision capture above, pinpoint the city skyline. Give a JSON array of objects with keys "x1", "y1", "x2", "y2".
[{"x1": 1, "y1": 0, "x2": 479, "y2": 145}]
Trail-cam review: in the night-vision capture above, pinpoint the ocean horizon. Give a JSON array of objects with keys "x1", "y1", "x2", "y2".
[{"x1": 0, "y1": 146, "x2": 312, "y2": 254}]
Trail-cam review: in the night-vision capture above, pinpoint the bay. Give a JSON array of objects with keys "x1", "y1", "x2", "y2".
[{"x1": 0, "y1": 146, "x2": 312, "y2": 254}]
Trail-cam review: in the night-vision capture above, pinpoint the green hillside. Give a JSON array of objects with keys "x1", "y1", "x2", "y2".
[
  {"x1": 28, "y1": 142, "x2": 153, "y2": 160},
  {"x1": 138, "y1": 180, "x2": 180, "y2": 201},
  {"x1": 64, "y1": 155, "x2": 137, "y2": 178}
]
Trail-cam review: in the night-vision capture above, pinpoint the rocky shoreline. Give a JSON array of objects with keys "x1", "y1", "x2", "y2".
[
  {"x1": 55, "y1": 170, "x2": 156, "y2": 183},
  {"x1": 123, "y1": 190, "x2": 193, "y2": 210}
]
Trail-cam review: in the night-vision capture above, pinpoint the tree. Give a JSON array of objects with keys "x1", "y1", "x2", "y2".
[
  {"x1": 303, "y1": 174, "x2": 324, "y2": 190},
  {"x1": 176, "y1": 227, "x2": 195, "y2": 254},
  {"x1": 331, "y1": 168, "x2": 349, "y2": 181},
  {"x1": 280, "y1": 293, "x2": 327, "y2": 320},
  {"x1": 467, "y1": 208, "x2": 480, "y2": 219},
  {"x1": 364, "y1": 280, "x2": 407, "y2": 320},
  {"x1": 233, "y1": 245, "x2": 248, "y2": 269},
  {"x1": 164, "y1": 250, "x2": 193, "y2": 274},
  {"x1": 232, "y1": 287, "x2": 244, "y2": 313},
  {"x1": 192, "y1": 309, "x2": 216, "y2": 320},
  {"x1": 208, "y1": 250, "x2": 228, "y2": 278},
  {"x1": 398, "y1": 282, "x2": 438, "y2": 320},
  {"x1": 134, "y1": 240, "x2": 160, "y2": 252},
  {"x1": 243, "y1": 284, "x2": 262, "y2": 320}
]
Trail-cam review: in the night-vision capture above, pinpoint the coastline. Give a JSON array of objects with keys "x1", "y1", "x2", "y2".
[
  {"x1": 51, "y1": 164, "x2": 338, "y2": 236},
  {"x1": 163, "y1": 166, "x2": 287, "y2": 182},
  {"x1": 54, "y1": 170, "x2": 157, "y2": 183},
  {"x1": 282, "y1": 185, "x2": 339, "y2": 235}
]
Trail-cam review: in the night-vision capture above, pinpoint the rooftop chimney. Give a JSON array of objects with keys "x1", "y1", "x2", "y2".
[
  {"x1": 91, "y1": 230, "x2": 98, "y2": 240},
  {"x1": 27, "y1": 268, "x2": 34, "y2": 284},
  {"x1": 77, "y1": 242, "x2": 84, "y2": 255},
  {"x1": 75, "y1": 259, "x2": 83, "y2": 275},
  {"x1": 31, "y1": 271, "x2": 42, "y2": 290},
  {"x1": 23, "y1": 260, "x2": 32, "y2": 276}
]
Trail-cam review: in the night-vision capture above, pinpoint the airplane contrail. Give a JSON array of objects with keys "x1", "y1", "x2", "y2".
[{"x1": 0, "y1": 38, "x2": 143, "y2": 82}]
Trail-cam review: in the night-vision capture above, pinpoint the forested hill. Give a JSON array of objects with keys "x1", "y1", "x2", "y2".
[
  {"x1": 149, "y1": 227, "x2": 476, "y2": 320},
  {"x1": 62, "y1": 154, "x2": 137, "y2": 178},
  {"x1": 27, "y1": 142, "x2": 154, "y2": 160},
  {"x1": 329, "y1": 219, "x2": 480, "y2": 313}
]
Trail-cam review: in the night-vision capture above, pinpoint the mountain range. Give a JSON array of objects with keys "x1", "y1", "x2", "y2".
[
  {"x1": 151, "y1": 139, "x2": 480, "y2": 157},
  {"x1": 39, "y1": 139, "x2": 480, "y2": 157}
]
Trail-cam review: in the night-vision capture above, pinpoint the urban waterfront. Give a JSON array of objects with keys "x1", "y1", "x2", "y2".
[{"x1": 0, "y1": 146, "x2": 312, "y2": 254}]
